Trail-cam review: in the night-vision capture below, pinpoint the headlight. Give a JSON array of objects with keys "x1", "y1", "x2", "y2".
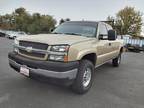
[
  {"x1": 49, "y1": 45, "x2": 69, "y2": 62},
  {"x1": 50, "y1": 45, "x2": 69, "y2": 52},
  {"x1": 14, "y1": 39, "x2": 19, "y2": 53}
]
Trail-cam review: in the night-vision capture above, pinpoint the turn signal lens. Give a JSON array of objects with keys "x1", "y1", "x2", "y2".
[{"x1": 64, "y1": 55, "x2": 68, "y2": 62}]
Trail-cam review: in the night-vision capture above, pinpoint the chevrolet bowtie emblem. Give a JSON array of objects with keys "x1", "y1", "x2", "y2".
[{"x1": 25, "y1": 47, "x2": 33, "y2": 53}]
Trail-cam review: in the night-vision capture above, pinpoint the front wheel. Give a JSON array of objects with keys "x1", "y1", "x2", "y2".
[
  {"x1": 72, "y1": 60, "x2": 94, "y2": 94},
  {"x1": 112, "y1": 53, "x2": 121, "y2": 67}
]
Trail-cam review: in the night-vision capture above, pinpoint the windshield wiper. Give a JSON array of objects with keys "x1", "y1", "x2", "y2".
[{"x1": 64, "y1": 33, "x2": 82, "y2": 36}]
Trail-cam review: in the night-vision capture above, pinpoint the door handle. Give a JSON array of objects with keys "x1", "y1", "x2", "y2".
[{"x1": 109, "y1": 43, "x2": 111, "y2": 46}]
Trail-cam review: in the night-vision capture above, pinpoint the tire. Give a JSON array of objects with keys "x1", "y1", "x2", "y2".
[
  {"x1": 135, "y1": 49, "x2": 140, "y2": 53},
  {"x1": 112, "y1": 53, "x2": 121, "y2": 67},
  {"x1": 72, "y1": 59, "x2": 94, "y2": 94}
]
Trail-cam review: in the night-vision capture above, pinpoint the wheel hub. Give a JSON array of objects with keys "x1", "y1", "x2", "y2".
[
  {"x1": 83, "y1": 67, "x2": 91, "y2": 87},
  {"x1": 118, "y1": 55, "x2": 121, "y2": 64}
]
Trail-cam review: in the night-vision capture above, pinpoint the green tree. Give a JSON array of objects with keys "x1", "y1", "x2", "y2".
[
  {"x1": 107, "y1": 6, "x2": 143, "y2": 37},
  {"x1": 0, "y1": 7, "x2": 57, "y2": 34},
  {"x1": 106, "y1": 16, "x2": 115, "y2": 28},
  {"x1": 14, "y1": 7, "x2": 31, "y2": 32},
  {"x1": 15, "y1": 7, "x2": 26, "y2": 15},
  {"x1": 28, "y1": 14, "x2": 56, "y2": 34},
  {"x1": 0, "y1": 14, "x2": 15, "y2": 30}
]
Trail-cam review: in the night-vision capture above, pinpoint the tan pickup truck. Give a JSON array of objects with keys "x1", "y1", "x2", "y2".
[{"x1": 8, "y1": 21, "x2": 124, "y2": 94}]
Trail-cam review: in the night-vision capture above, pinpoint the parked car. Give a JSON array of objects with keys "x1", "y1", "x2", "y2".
[
  {"x1": 6, "y1": 31, "x2": 27, "y2": 39},
  {"x1": 8, "y1": 21, "x2": 124, "y2": 94},
  {"x1": 0, "y1": 29, "x2": 6, "y2": 37},
  {"x1": 0, "y1": 32, "x2": 6, "y2": 37}
]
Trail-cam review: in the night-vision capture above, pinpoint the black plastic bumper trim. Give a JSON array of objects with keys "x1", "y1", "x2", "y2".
[{"x1": 8, "y1": 52, "x2": 79, "y2": 72}]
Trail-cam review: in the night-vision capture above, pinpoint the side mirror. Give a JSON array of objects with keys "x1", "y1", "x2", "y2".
[{"x1": 108, "y1": 30, "x2": 117, "y2": 41}]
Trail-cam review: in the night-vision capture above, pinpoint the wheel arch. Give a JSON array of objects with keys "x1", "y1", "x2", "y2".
[
  {"x1": 120, "y1": 47, "x2": 124, "y2": 54},
  {"x1": 80, "y1": 53, "x2": 97, "y2": 66}
]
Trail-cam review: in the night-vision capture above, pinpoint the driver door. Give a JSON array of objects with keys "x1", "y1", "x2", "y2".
[{"x1": 96, "y1": 23, "x2": 112, "y2": 65}]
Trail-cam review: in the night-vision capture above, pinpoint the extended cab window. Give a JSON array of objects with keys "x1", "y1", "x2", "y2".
[
  {"x1": 106, "y1": 24, "x2": 113, "y2": 31},
  {"x1": 99, "y1": 24, "x2": 108, "y2": 39}
]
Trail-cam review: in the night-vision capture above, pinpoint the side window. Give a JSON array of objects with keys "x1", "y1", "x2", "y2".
[
  {"x1": 99, "y1": 24, "x2": 108, "y2": 39},
  {"x1": 106, "y1": 24, "x2": 113, "y2": 31}
]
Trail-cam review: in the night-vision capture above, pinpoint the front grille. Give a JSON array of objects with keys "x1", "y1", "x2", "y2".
[
  {"x1": 19, "y1": 41, "x2": 48, "y2": 50},
  {"x1": 19, "y1": 41, "x2": 48, "y2": 59},
  {"x1": 19, "y1": 49, "x2": 46, "y2": 58}
]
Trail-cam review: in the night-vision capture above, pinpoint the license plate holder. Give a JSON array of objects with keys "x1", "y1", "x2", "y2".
[{"x1": 20, "y1": 66, "x2": 29, "y2": 77}]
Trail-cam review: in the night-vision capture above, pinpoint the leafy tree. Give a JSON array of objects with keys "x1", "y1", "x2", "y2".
[
  {"x1": 28, "y1": 14, "x2": 56, "y2": 34},
  {"x1": 106, "y1": 16, "x2": 115, "y2": 28},
  {"x1": 107, "y1": 6, "x2": 143, "y2": 37},
  {"x1": 0, "y1": 14, "x2": 15, "y2": 30},
  {"x1": 0, "y1": 7, "x2": 56, "y2": 34},
  {"x1": 15, "y1": 7, "x2": 26, "y2": 15},
  {"x1": 14, "y1": 8, "x2": 32, "y2": 32}
]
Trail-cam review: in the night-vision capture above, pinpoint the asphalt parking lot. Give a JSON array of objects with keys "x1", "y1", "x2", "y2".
[{"x1": 0, "y1": 37, "x2": 144, "y2": 108}]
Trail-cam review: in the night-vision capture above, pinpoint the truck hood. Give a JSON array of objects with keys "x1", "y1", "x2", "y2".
[{"x1": 17, "y1": 34, "x2": 93, "y2": 45}]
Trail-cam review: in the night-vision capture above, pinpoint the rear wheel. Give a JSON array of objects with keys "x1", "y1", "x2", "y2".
[
  {"x1": 112, "y1": 53, "x2": 121, "y2": 67},
  {"x1": 72, "y1": 60, "x2": 94, "y2": 94}
]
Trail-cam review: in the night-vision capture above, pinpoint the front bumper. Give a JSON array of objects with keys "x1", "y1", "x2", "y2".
[{"x1": 8, "y1": 52, "x2": 79, "y2": 83}]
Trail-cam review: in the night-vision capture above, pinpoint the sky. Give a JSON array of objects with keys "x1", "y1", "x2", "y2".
[
  {"x1": 0, "y1": 0, "x2": 144, "y2": 34},
  {"x1": 0, "y1": 0, "x2": 144, "y2": 21}
]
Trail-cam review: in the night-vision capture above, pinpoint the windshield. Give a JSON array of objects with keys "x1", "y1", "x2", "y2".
[{"x1": 53, "y1": 22, "x2": 97, "y2": 37}]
